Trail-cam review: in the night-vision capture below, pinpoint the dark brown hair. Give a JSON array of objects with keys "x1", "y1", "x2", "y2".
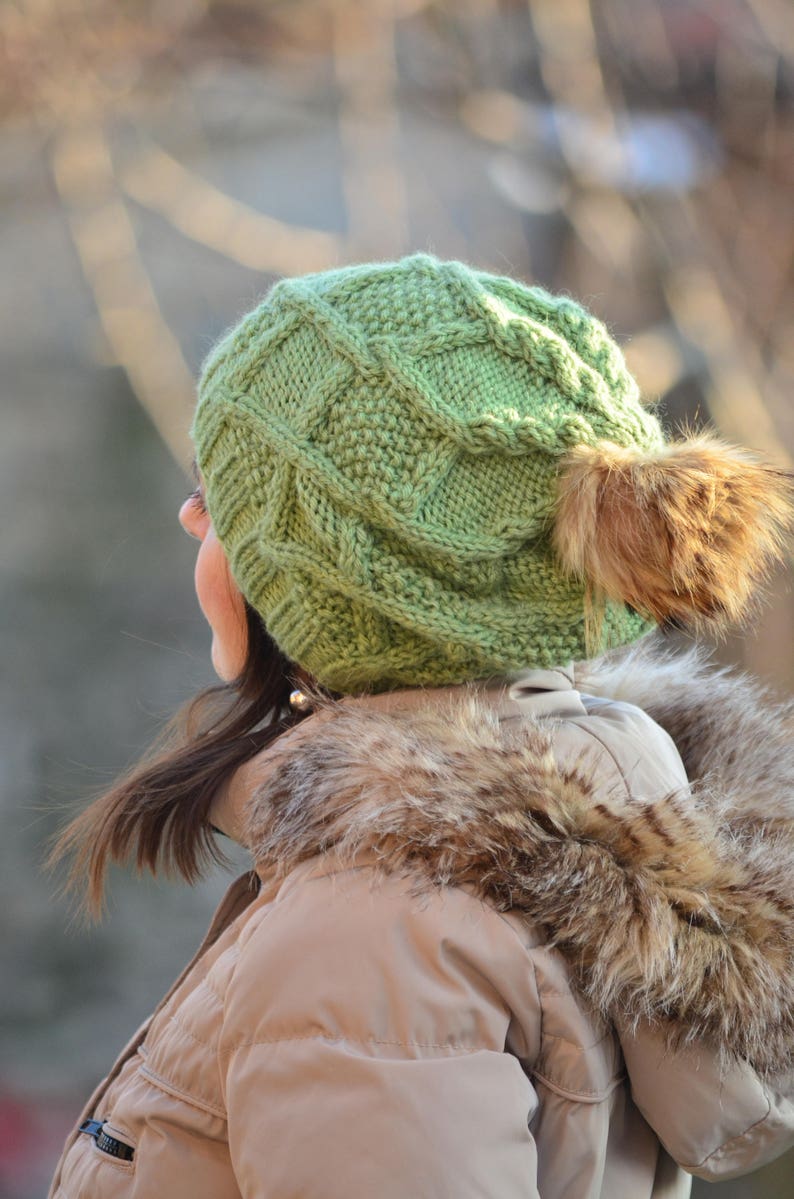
[{"x1": 49, "y1": 604, "x2": 310, "y2": 916}]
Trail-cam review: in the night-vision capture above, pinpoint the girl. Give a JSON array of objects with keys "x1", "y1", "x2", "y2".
[{"x1": 50, "y1": 254, "x2": 794, "y2": 1198}]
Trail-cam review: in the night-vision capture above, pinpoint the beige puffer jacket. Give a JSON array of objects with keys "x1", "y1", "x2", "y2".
[{"x1": 50, "y1": 645, "x2": 794, "y2": 1198}]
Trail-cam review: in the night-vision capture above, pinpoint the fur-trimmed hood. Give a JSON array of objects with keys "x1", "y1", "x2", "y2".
[{"x1": 243, "y1": 640, "x2": 794, "y2": 1079}]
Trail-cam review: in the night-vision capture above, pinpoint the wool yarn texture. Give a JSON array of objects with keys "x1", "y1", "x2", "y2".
[{"x1": 193, "y1": 254, "x2": 663, "y2": 692}]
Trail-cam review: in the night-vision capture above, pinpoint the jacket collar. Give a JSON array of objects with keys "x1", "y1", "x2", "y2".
[
  {"x1": 217, "y1": 666, "x2": 584, "y2": 842},
  {"x1": 231, "y1": 637, "x2": 794, "y2": 1079},
  {"x1": 335, "y1": 664, "x2": 587, "y2": 721}
]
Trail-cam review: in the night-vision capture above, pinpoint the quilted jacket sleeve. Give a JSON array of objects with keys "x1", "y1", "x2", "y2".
[
  {"x1": 218, "y1": 863, "x2": 542, "y2": 1199},
  {"x1": 619, "y1": 1019, "x2": 794, "y2": 1180}
]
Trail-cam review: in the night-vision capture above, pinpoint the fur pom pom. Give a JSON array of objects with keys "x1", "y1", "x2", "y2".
[{"x1": 554, "y1": 436, "x2": 794, "y2": 632}]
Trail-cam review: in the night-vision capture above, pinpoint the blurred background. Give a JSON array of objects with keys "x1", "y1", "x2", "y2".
[{"x1": 1, "y1": 1, "x2": 793, "y2": 1195}]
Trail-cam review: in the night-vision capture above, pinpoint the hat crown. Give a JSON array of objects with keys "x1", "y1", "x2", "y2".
[{"x1": 194, "y1": 254, "x2": 661, "y2": 691}]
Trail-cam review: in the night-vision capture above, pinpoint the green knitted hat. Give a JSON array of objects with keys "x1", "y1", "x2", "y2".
[{"x1": 193, "y1": 254, "x2": 663, "y2": 692}]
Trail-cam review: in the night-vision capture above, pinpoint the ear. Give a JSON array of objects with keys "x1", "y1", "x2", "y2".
[{"x1": 554, "y1": 436, "x2": 794, "y2": 631}]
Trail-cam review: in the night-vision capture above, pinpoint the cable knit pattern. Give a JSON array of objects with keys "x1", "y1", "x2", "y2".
[{"x1": 193, "y1": 254, "x2": 663, "y2": 691}]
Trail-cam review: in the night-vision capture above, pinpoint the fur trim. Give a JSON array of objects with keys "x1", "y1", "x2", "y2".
[
  {"x1": 553, "y1": 436, "x2": 794, "y2": 634},
  {"x1": 246, "y1": 642, "x2": 794, "y2": 1078}
]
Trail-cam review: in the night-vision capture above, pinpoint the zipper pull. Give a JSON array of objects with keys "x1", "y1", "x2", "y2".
[{"x1": 78, "y1": 1118, "x2": 135, "y2": 1162}]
